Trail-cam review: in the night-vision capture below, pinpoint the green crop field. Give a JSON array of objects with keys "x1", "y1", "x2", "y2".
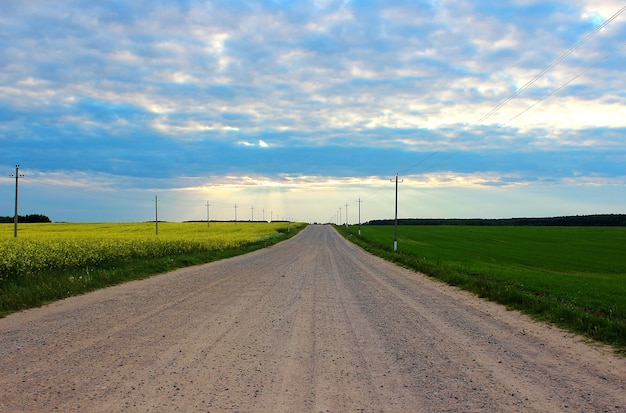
[
  {"x1": 336, "y1": 224, "x2": 626, "y2": 353},
  {"x1": 0, "y1": 221, "x2": 305, "y2": 316}
]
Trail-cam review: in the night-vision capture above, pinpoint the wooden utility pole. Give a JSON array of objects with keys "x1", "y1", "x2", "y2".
[
  {"x1": 357, "y1": 197, "x2": 363, "y2": 236},
  {"x1": 154, "y1": 195, "x2": 159, "y2": 236},
  {"x1": 390, "y1": 174, "x2": 403, "y2": 251},
  {"x1": 9, "y1": 165, "x2": 24, "y2": 238}
]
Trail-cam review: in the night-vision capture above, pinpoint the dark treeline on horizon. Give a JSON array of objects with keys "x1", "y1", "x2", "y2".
[
  {"x1": 366, "y1": 214, "x2": 626, "y2": 227},
  {"x1": 0, "y1": 214, "x2": 51, "y2": 223}
]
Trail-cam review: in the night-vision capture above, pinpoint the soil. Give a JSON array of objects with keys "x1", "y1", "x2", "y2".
[{"x1": 1, "y1": 225, "x2": 625, "y2": 412}]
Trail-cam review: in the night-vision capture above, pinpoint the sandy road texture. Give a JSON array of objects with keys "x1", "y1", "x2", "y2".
[{"x1": 1, "y1": 225, "x2": 625, "y2": 412}]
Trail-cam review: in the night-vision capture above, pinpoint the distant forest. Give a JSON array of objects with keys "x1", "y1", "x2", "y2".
[
  {"x1": 0, "y1": 214, "x2": 51, "y2": 223},
  {"x1": 366, "y1": 214, "x2": 626, "y2": 227}
]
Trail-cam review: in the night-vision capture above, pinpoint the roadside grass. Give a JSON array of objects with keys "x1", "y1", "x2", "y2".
[
  {"x1": 0, "y1": 222, "x2": 306, "y2": 317},
  {"x1": 335, "y1": 224, "x2": 626, "y2": 354}
]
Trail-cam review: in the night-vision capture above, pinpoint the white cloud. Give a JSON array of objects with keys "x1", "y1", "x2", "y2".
[
  {"x1": 578, "y1": 1, "x2": 625, "y2": 20},
  {"x1": 1, "y1": 0, "x2": 625, "y2": 221}
]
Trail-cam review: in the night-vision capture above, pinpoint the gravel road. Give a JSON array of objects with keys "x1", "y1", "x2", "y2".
[{"x1": 1, "y1": 225, "x2": 625, "y2": 412}]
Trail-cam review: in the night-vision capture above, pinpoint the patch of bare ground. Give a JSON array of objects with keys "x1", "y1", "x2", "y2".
[{"x1": 1, "y1": 225, "x2": 624, "y2": 412}]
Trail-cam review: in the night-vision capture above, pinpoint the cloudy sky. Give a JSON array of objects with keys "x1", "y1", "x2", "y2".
[{"x1": 1, "y1": 0, "x2": 625, "y2": 223}]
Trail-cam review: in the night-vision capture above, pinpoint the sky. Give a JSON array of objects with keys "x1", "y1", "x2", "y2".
[{"x1": 1, "y1": 0, "x2": 625, "y2": 224}]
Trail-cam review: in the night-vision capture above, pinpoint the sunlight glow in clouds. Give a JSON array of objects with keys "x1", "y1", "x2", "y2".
[{"x1": 1, "y1": 0, "x2": 625, "y2": 222}]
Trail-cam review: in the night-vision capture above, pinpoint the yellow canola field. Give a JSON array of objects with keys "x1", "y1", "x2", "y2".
[{"x1": 0, "y1": 222, "x2": 301, "y2": 280}]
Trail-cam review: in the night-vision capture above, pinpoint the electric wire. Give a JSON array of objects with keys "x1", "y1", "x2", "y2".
[
  {"x1": 8, "y1": 6, "x2": 625, "y2": 222},
  {"x1": 346, "y1": 6, "x2": 626, "y2": 221},
  {"x1": 397, "y1": 5, "x2": 626, "y2": 177},
  {"x1": 476, "y1": 5, "x2": 626, "y2": 126},
  {"x1": 409, "y1": 40, "x2": 626, "y2": 178}
]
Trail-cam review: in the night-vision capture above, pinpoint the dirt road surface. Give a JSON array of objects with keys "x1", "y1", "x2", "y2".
[{"x1": 1, "y1": 225, "x2": 625, "y2": 412}]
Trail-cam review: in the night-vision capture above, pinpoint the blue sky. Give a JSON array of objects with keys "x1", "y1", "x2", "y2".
[{"x1": 1, "y1": 0, "x2": 625, "y2": 223}]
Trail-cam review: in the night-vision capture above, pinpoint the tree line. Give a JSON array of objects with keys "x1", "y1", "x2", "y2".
[
  {"x1": 0, "y1": 214, "x2": 51, "y2": 223},
  {"x1": 366, "y1": 214, "x2": 626, "y2": 226}
]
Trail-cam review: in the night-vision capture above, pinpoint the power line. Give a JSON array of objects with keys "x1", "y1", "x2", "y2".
[
  {"x1": 399, "y1": 5, "x2": 626, "y2": 177},
  {"x1": 328, "y1": 5, "x2": 626, "y2": 227},
  {"x1": 476, "y1": 5, "x2": 626, "y2": 126},
  {"x1": 409, "y1": 40, "x2": 626, "y2": 178}
]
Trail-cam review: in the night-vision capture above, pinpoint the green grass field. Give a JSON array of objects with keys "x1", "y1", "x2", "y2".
[
  {"x1": 0, "y1": 221, "x2": 305, "y2": 316},
  {"x1": 337, "y1": 225, "x2": 626, "y2": 353}
]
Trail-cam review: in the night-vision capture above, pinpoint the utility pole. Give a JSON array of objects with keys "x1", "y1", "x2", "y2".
[
  {"x1": 339, "y1": 207, "x2": 342, "y2": 226},
  {"x1": 262, "y1": 208, "x2": 265, "y2": 222},
  {"x1": 270, "y1": 211, "x2": 273, "y2": 222},
  {"x1": 251, "y1": 205, "x2": 254, "y2": 222},
  {"x1": 345, "y1": 202, "x2": 349, "y2": 227},
  {"x1": 390, "y1": 174, "x2": 403, "y2": 251},
  {"x1": 234, "y1": 203, "x2": 238, "y2": 222},
  {"x1": 205, "y1": 201, "x2": 211, "y2": 227},
  {"x1": 154, "y1": 194, "x2": 159, "y2": 236},
  {"x1": 357, "y1": 197, "x2": 363, "y2": 236},
  {"x1": 9, "y1": 165, "x2": 24, "y2": 238}
]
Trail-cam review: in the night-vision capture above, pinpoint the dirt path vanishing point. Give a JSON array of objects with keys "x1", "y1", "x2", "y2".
[{"x1": 1, "y1": 225, "x2": 625, "y2": 412}]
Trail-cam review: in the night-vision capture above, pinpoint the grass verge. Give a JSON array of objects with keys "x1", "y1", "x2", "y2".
[{"x1": 334, "y1": 225, "x2": 626, "y2": 355}]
